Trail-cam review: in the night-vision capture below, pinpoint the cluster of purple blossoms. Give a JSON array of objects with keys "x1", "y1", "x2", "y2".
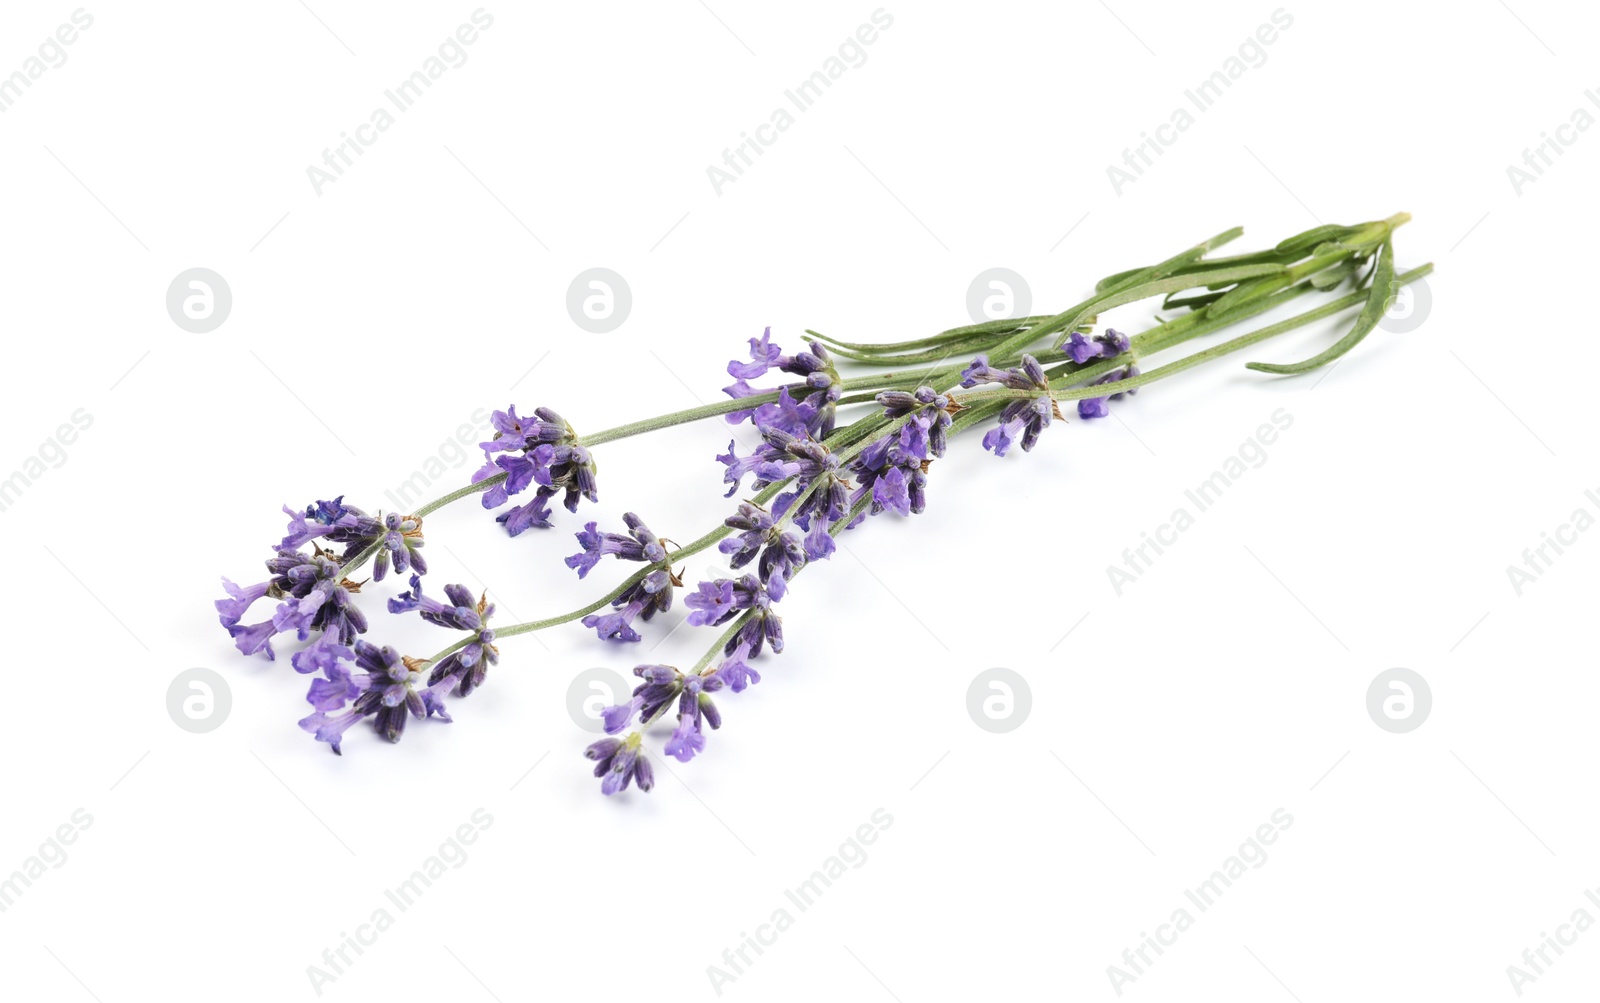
[
  {"x1": 295, "y1": 577, "x2": 499, "y2": 754},
  {"x1": 960, "y1": 354, "x2": 1062, "y2": 456},
  {"x1": 586, "y1": 642, "x2": 766, "y2": 795},
  {"x1": 564, "y1": 513, "x2": 679, "y2": 643},
  {"x1": 218, "y1": 497, "x2": 407, "y2": 665},
  {"x1": 296, "y1": 641, "x2": 455, "y2": 754},
  {"x1": 719, "y1": 500, "x2": 809, "y2": 581},
  {"x1": 848, "y1": 384, "x2": 961, "y2": 518},
  {"x1": 1065, "y1": 328, "x2": 1131, "y2": 365},
  {"x1": 600, "y1": 664, "x2": 724, "y2": 763},
  {"x1": 583, "y1": 637, "x2": 765, "y2": 795},
  {"x1": 1078, "y1": 364, "x2": 1141, "y2": 419},
  {"x1": 388, "y1": 577, "x2": 501, "y2": 696},
  {"x1": 685, "y1": 574, "x2": 785, "y2": 654},
  {"x1": 584, "y1": 733, "x2": 654, "y2": 794},
  {"x1": 587, "y1": 665, "x2": 693, "y2": 792},
  {"x1": 574, "y1": 332, "x2": 852, "y2": 793},
  {"x1": 723, "y1": 328, "x2": 843, "y2": 437},
  {"x1": 1061, "y1": 327, "x2": 1138, "y2": 419},
  {"x1": 878, "y1": 386, "x2": 957, "y2": 459},
  {"x1": 472, "y1": 405, "x2": 598, "y2": 536},
  {"x1": 374, "y1": 512, "x2": 427, "y2": 581}
]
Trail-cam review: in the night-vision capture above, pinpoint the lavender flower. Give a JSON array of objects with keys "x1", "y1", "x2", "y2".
[
  {"x1": 960, "y1": 354, "x2": 1047, "y2": 390},
  {"x1": 877, "y1": 386, "x2": 958, "y2": 458},
  {"x1": 373, "y1": 512, "x2": 427, "y2": 582},
  {"x1": 585, "y1": 733, "x2": 654, "y2": 795},
  {"x1": 387, "y1": 578, "x2": 500, "y2": 696},
  {"x1": 1065, "y1": 328, "x2": 1131, "y2": 365},
  {"x1": 580, "y1": 564, "x2": 677, "y2": 643},
  {"x1": 215, "y1": 577, "x2": 272, "y2": 624},
  {"x1": 565, "y1": 513, "x2": 667, "y2": 579},
  {"x1": 594, "y1": 663, "x2": 726, "y2": 775},
  {"x1": 982, "y1": 396, "x2": 1056, "y2": 456},
  {"x1": 221, "y1": 548, "x2": 369, "y2": 661},
  {"x1": 291, "y1": 630, "x2": 353, "y2": 676},
  {"x1": 496, "y1": 492, "x2": 554, "y2": 536},
  {"x1": 1078, "y1": 365, "x2": 1141, "y2": 419},
  {"x1": 279, "y1": 497, "x2": 381, "y2": 553},
  {"x1": 663, "y1": 672, "x2": 723, "y2": 763},
  {"x1": 849, "y1": 424, "x2": 929, "y2": 516},
  {"x1": 269, "y1": 550, "x2": 368, "y2": 644},
  {"x1": 686, "y1": 574, "x2": 784, "y2": 655},
  {"x1": 723, "y1": 329, "x2": 842, "y2": 437},
  {"x1": 480, "y1": 405, "x2": 567, "y2": 456},
  {"x1": 473, "y1": 406, "x2": 599, "y2": 531},
  {"x1": 296, "y1": 641, "x2": 453, "y2": 754},
  {"x1": 718, "y1": 502, "x2": 806, "y2": 585},
  {"x1": 960, "y1": 354, "x2": 1061, "y2": 456},
  {"x1": 713, "y1": 641, "x2": 761, "y2": 693}
]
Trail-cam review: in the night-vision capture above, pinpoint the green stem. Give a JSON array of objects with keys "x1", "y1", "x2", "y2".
[
  {"x1": 415, "y1": 480, "x2": 791, "y2": 665},
  {"x1": 584, "y1": 392, "x2": 784, "y2": 446},
  {"x1": 958, "y1": 264, "x2": 1433, "y2": 406}
]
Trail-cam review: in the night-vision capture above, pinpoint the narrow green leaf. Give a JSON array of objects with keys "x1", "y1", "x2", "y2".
[
  {"x1": 1244, "y1": 240, "x2": 1398, "y2": 375},
  {"x1": 1093, "y1": 226, "x2": 1246, "y2": 293},
  {"x1": 1051, "y1": 262, "x2": 1286, "y2": 349},
  {"x1": 1275, "y1": 223, "x2": 1360, "y2": 254}
]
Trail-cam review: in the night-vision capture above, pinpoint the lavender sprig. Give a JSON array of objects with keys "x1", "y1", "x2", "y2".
[{"x1": 215, "y1": 213, "x2": 1430, "y2": 777}]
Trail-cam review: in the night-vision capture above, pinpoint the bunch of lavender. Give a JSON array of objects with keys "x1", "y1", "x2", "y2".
[{"x1": 215, "y1": 213, "x2": 1430, "y2": 793}]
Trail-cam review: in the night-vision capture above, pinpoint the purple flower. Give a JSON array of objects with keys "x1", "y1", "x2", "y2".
[
  {"x1": 585, "y1": 734, "x2": 654, "y2": 795},
  {"x1": 727, "y1": 328, "x2": 784, "y2": 380},
  {"x1": 473, "y1": 406, "x2": 599, "y2": 528},
  {"x1": 279, "y1": 497, "x2": 381, "y2": 553},
  {"x1": 496, "y1": 493, "x2": 554, "y2": 536},
  {"x1": 582, "y1": 604, "x2": 647, "y2": 643},
  {"x1": 601, "y1": 697, "x2": 643, "y2": 734},
  {"x1": 745, "y1": 388, "x2": 819, "y2": 438},
  {"x1": 373, "y1": 512, "x2": 427, "y2": 582},
  {"x1": 480, "y1": 405, "x2": 568, "y2": 456},
  {"x1": 961, "y1": 353, "x2": 1051, "y2": 392},
  {"x1": 222, "y1": 549, "x2": 369, "y2": 659},
  {"x1": 580, "y1": 566, "x2": 676, "y2": 643},
  {"x1": 981, "y1": 396, "x2": 1057, "y2": 456},
  {"x1": 718, "y1": 502, "x2": 807, "y2": 584},
  {"x1": 296, "y1": 640, "x2": 451, "y2": 754},
  {"x1": 1078, "y1": 365, "x2": 1141, "y2": 420},
  {"x1": 388, "y1": 576, "x2": 490, "y2": 631},
  {"x1": 722, "y1": 331, "x2": 842, "y2": 437},
  {"x1": 215, "y1": 577, "x2": 272, "y2": 625},
  {"x1": 878, "y1": 386, "x2": 958, "y2": 459},
  {"x1": 664, "y1": 714, "x2": 706, "y2": 763},
  {"x1": 688, "y1": 575, "x2": 784, "y2": 656},
  {"x1": 297, "y1": 708, "x2": 364, "y2": 755},
  {"x1": 713, "y1": 641, "x2": 761, "y2": 693},
  {"x1": 226, "y1": 618, "x2": 279, "y2": 660},
  {"x1": 685, "y1": 580, "x2": 738, "y2": 626},
  {"x1": 291, "y1": 630, "x2": 353, "y2": 676},
  {"x1": 387, "y1": 577, "x2": 500, "y2": 696},
  {"x1": 663, "y1": 674, "x2": 722, "y2": 763},
  {"x1": 803, "y1": 517, "x2": 836, "y2": 561},
  {"x1": 426, "y1": 627, "x2": 499, "y2": 697},
  {"x1": 565, "y1": 513, "x2": 668, "y2": 579},
  {"x1": 849, "y1": 424, "x2": 929, "y2": 516},
  {"x1": 269, "y1": 551, "x2": 369, "y2": 645},
  {"x1": 305, "y1": 659, "x2": 362, "y2": 711},
  {"x1": 724, "y1": 426, "x2": 833, "y2": 494},
  {"x1": 1065, "y1": 329, "x2": 1131, "y2": 365},
  {"x1": 961, "y1": 354, "x2": 1059, "y2": 457}
]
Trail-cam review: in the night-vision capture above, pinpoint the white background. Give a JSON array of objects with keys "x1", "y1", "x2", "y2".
[{"x1": 1, "y1": 1, "x2": 1596, "y2": 1000}]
